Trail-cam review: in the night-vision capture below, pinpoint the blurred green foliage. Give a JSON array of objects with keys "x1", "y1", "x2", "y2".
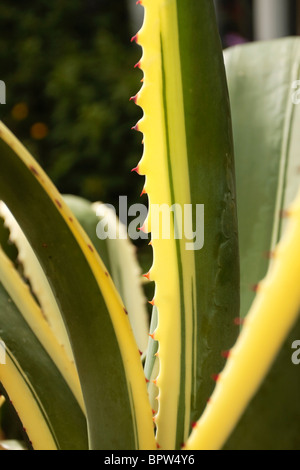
[{"x1": 0, "y1": 0, "x2": 144, "y2": 208}]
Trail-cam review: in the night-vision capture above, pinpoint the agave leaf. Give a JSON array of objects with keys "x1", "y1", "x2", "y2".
[
  {"x1": 0, "y1": 122, "x2": 155, "y2": 450},
  {"x1": 223, "y1": 37, "x2": 300, "y2": 450},
  {"x1": 184, "y1": 187, "x2": 300, "y2": 450},
  {"x1": 136, "y1": 0, "x2": 239, "y2": 449},
  {"x1": 225, "y1": 37, "x2": 300, "y2": 319},
  {"x1": 0, "y1": 246, "x2": 84, "y2": 412},
  {"x1": 63, "y1": 195, "x2": 150, "y2": 357},
  {"x1": 0, "y1": 281, "x2": 88, "y2": 450},
  {"x1": 0, "y1": 202, "x2": 75, "y2": 365}
]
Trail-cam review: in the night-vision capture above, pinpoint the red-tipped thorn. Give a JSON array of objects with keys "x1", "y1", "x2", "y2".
[
  {"x1": 148, "y1": 299, "x2": 155, "y2": 306},
  {"x1": 131, "y1": 34, "x2": 138, "y2": 43},
  {"x1": 139, "y1": 350, "x2": 143, "y2": 356},
  {"x1": 140, "y1": 188, "x2": 146, "y2": 197},
  {"x1": 212, "y1": 374, "x2": 220, "y2": 382},
  {"x1": 264, "y1": 251, "x2": 275, "y2": 260},
  {"x1": 152, "y1": 409, "x2": 156, "y2": 415},
  {"x1": 280, "y1": 209, "x2": 290, "y2": 218},
  {"x1": 143, "y1": 272, "x2": 150, "y2": 280},
  {"x1": 129, "y1": 95, "x2": 138, "y2": 104},
  {"x1": 134, "y1": 61, "x2": 141, "y2": 69},
  {"x1": 136, "y1": 0, "x2": 142, "y2": 5},
  {"x1": 191, "y1": 422, "x2": 197, "y2": 429},
  {"x1": 145, "y1": 378, "x2": 150, "y2": 383},
  {"x1": 156, "y1": 443, "x2": 161, "y2": 449},
  {"x1": 131, "y1": 123, "x2": 139, "y2": 132},
  {"x1": 207, "y1": 398, "x2": 211, "y2": 404},
  {"x1": 29, "y1": 165, "x2": 40, "y2": 177},
  {"x1": 131, "y1": 165, "x2": 140, "y2": 174},
  {"x1": 251, "y1": 283, "x2": 259, "y2": 293},
  {"x1": 221, "y1": 350, "x2": 231, "y2": 359},
  {"x1": 149, "y1": 333, "x2": 155, "y2": 340},
  {"x1": 234, "y1": 317, "x2": 245, "y2": 326}
]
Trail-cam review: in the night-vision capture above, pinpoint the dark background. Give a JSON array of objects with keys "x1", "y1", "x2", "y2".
[{"x1": 0, "y1": 0, "x2": 144, "y2": 212}]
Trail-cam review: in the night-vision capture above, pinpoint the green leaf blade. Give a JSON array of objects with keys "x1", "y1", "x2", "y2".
[
  {"x1": 0, "y1": 282, "x2": 88, "y2": 450},
  {"x1": 137, "y1": 0, "x2": 240, "y2": 449},
  {"x1": 0, "y1": 123, "x2": 155, "y2": 450},
  {"x1": 223, "y1": 37, "x2": 300, "y2": 450}
]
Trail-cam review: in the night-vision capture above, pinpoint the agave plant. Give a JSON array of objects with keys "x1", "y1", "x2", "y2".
[{"x1": 0, "y1": 0, "x2": 299, "y2": 450}]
